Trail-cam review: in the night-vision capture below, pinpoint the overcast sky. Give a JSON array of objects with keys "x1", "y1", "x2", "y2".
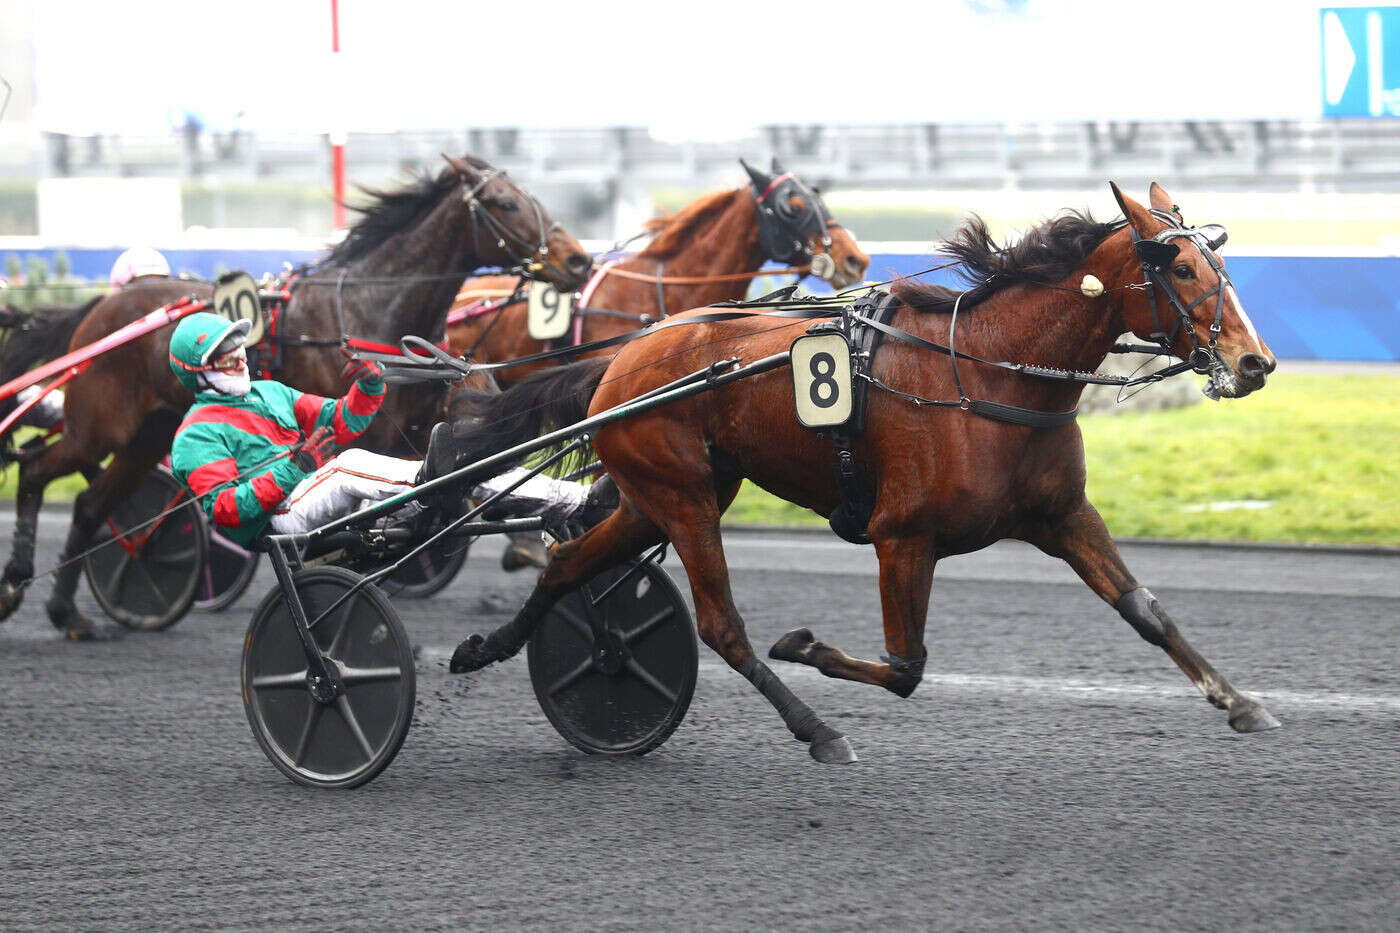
[{"x1": 30, "y1": 0, "x2": 1329, "y2": 136}]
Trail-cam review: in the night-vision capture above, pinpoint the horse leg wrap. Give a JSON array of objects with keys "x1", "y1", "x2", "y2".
[
  {"x1": 741, "y1": 656, "x2": 842, "y2": 747},
  {"x1": 450, "y1": 587, "x2": 557, "y2": 673},
  {"x1": 1115, "y1": 586, "x2": 1172, "y2": 647},
  {"x1": 882, "y1": 650, "x2": 927, "y2": 699},
  {"x1": 4, "y1": 515, "x2": 37, "y2": 582}
]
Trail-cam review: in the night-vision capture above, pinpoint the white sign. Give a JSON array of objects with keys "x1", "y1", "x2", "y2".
[
  {"x1": 790, "y1": 332, "x2": 853, "y2": 429},
  {"x1": 37, "y1": 178, "x2": 181, "y2": 244},
  {"x1": 526, "y1": 281, "x2": 574, "y2": 341},
  {"x1": 212, "y1": 272, "x2": 264, "y2": 345}
]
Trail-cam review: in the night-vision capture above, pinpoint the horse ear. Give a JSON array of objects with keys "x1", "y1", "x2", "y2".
[
  {"x1": 770, "y1": 156, "x2": 787, "y2": 175},
  {"x1": 441, "y1": 153, "x2": 476, "y2": 179},
  {"x1": 740, "y1": 158, "x2": 770, "y2": 191},
  {"x1": 1110, "y1": 181, "x2": 1155, "y2": 238},
  {"x1": 1148, "y1": 182, "x2": 1175, "y2": 212}
]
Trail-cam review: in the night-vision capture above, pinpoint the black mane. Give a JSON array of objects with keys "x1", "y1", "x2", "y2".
[
  {"x1": 325, "y1": 165, "x2": 471, "y2": 265},
  {"x1": 893, "y1": 211, "x2": 1126, "y2": 313}
]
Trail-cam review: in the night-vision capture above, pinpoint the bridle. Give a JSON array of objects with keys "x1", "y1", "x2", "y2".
[
  {"x1": 749, "y1": 172, "x2": 842, "y2": 280},
  {"x1": 1130, "y1": 207, "x2": 1232, "y2": 378},
  {"x1": 460, "y1": 169, "x2": 564, "y2": 281}
]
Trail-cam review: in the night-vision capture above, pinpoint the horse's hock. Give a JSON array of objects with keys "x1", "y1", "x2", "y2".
[{"x1": 1078, "y1": 337, "x2": 1204, "y2": 414}]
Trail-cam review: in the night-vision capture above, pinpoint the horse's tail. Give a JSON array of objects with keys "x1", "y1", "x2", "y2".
[
  {"x1": 449, "y1": 356, "x2": 610, "y2": 469},
  {"x1": 0, "y1": 296, "x2": 98, "y2": 417}
]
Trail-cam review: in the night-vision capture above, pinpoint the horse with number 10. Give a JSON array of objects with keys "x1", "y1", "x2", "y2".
[
  {"x1": 0, "y1": 154, "x2": 591, "y2": 640},
  {"x1": 447, "y1": 182, "x2": 1282, "y2": 762}
]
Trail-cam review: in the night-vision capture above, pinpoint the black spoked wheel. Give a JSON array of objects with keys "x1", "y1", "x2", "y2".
[
  {"x1": 242, "y1": 566, "x2": 415, "y2": 789},
  {"x1": 84, "y1": 466, "x2": 207, "y2": 631},
  {"x1": 195, "y1": 526, "x2": 261, "y2": 611},
  {"x1": 379, "y1": 532, "x2": 470, "y2": 600},
  {"x1": 528, "y1": 559, "x2": 696, "y2": 756}
]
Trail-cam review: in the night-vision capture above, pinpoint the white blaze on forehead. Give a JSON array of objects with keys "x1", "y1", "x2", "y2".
[{"x1": 1224, "y1": 284, "x2": 1264, "y2": 354}]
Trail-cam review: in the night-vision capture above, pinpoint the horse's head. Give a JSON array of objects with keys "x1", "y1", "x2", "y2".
[
  {"x1": 741, "y1": 158, "x2": 869, "y2": 289},
  {"x1": 442, "y1": 154, "x2": 592, "y2": 292},
  {"x1": 1112, "y1": 181, "x2": 1275, "y2": 399}
]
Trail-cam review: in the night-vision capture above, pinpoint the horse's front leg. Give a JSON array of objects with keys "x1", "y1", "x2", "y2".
[
  {"x1": 769, "y1": 534, "x2": 936, "y2": 698},
  {"x1": 1029, "y1": 499, "x2": 1280, "y2": 733}
]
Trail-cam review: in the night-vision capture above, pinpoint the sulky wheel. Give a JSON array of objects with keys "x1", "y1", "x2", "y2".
[
  {"x1": 84, "y1": 465, "x2": 207, "y2": 631},
  {"x1": 241, "y1": 566, "x2": 415, "y2": 789},
  {"x1": 379, "y1": 531, "x2": 470, "y2": 600},
  {"x1": 195, "y1": 525, "x2": 261, "y2": 611},
  {"x1": 528, "y1": 558, "x2": 696, "y2": 756}
]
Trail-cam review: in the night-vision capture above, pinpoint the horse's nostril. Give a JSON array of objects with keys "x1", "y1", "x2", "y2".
[
  {"x1": 566, "y1": 252, "x2": 591, "y2": 273},
  {"x1": 844, "y1": 255, "x2": 865, "y2": 273},
  {"x1": 1238, "y1": 353, "x2": 1269, "y2": 380}
]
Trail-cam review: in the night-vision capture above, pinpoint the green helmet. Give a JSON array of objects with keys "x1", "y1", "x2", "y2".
[{"x1": 168, "y1": 311, "x2": 251, "y2": 392}]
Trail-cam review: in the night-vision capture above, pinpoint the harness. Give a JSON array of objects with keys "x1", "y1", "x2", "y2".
[
  {"x1": 1130, "y1": 208, "x2": 1234, "y2": 392},
  {"x1": 749, "y1": 171, "x2": 837, "y2": 270},
  {"x1": 461, "y1": 169, "x2": 563, "y2": 276}
]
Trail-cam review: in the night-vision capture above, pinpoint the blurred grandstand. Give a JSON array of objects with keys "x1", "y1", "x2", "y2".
[{"x1": 3, "y1": 120, "x2": 1400, "y2": 244}]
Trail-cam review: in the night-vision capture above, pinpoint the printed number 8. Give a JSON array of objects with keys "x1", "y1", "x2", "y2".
[{"x1": 809, "y1": 351, "x2": 840, "y2": 408}]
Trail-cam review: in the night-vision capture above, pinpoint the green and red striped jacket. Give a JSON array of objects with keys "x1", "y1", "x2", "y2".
[{"x1": 170, "y1": 378, "x2": 385, "y2": 545}]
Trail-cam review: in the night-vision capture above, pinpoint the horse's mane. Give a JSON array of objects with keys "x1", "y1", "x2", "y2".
[
  {"x1": 640, "y1": 211, "x2": 674, "y2": 234},
  {"x1": 327, "y1": 162, "x2": 481, "y2": 265},
  {"x1": 893, "y1": 210, "x2": 1126, "y2": 313},
  {"x1": 637, "y1": 188, "x2": 742, "y2": 259}
]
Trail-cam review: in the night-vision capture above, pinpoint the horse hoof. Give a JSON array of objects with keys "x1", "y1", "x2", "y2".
[
  {"x1": 1228, "y1": 698, "x2": 1281, "y2": 733},
  {"x1": 501, "y1": 538, "x2": 548, "y2": 572},
  {"x1": 769, "y1": 628, "x2": 815, "y2": 663},
  {"x1": 809, "y1": 734, "x2": 858, "y2": 764},
  {"x1": 63, "y1": 622, "x2": 121, "y2": 643},
  {"x1": 449, "y1": 634, "x2": 493, "y2": 674},
  {"x1": 0, "y1": 580, "x2": 26, "y2": 620}
]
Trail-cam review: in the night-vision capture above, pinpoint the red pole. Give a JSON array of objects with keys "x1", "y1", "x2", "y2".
[{"x1": 330, "y1": 0, "x2": 346, "y2": 231}]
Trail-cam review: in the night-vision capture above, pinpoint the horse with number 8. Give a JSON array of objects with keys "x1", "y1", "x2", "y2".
[{"x1": 447, "y1": 182, "x2": 1282, "y2": 762}]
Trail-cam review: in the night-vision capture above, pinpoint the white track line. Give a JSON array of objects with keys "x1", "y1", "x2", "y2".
[{"x1": 417, "y1": 647, "x2": 1400, "y2": 714}]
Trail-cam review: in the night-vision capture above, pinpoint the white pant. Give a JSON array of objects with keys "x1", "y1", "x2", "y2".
[
  {"x1": 268, "y1": 448, "x2": 589, "y2": 535},
  {"x1": 16, "y1": 385, "x2": 65, "y2": 429}
]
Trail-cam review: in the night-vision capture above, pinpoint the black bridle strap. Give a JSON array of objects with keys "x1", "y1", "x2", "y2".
[{"x1": 462, "y1": 169, "x2": 561, "y2": 276}]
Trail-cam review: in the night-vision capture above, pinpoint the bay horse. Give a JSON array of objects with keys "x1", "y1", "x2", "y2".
[
  {"x1": 0, "y1": 154, "x2": 590, "y2": 640},
  {"x1": 445, "y1": 182, "x2": 1281, "y2": 763},
  {"x1": 446, "y1": 159, "x2": 870, "y2": 386}
]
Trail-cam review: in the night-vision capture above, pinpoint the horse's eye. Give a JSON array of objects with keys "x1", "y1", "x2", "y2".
[
  {"x1": 1172, "y1": 264, "x2": 1194, "y2": 280},
  {"x1": 498, "y1": 200, "x2": 520, "y2": 212}
]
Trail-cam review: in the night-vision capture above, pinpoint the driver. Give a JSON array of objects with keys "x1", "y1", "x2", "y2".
[{"x1": 168, "y1": 310, "x2": 609, "y2": 546}]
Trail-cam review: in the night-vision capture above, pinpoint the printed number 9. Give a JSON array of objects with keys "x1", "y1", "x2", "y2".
[
  {"x1": 809, "y1": 351, "x2": 839, "y2": 409},
  {"x1": 540, "y1": 287, "x2": 560, "y2": 323}
]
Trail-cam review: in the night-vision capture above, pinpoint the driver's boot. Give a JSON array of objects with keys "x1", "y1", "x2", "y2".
[{"x1": 416, "y1": 423, "x2": 467, "y2": 522}]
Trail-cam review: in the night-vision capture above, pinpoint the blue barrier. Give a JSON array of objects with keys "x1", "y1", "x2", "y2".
[{"x1": 2, "y1": 246, "x2": 1397, "y2": 362}]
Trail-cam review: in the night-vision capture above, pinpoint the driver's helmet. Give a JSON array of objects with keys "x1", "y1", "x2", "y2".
[
  {"x1": 168, "y1": 311, "x2": 251, "y2": 392},
  {"x1": 110, "y1": 247, "x2": 171, "y2": 287}
]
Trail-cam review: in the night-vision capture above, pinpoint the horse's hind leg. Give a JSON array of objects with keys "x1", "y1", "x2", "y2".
[
  {"x1": 1030, "y1": 499, "x2": 1280, "y2": 733},
  {"x1": 770, "y1": 533, "x2": 937, "y2": 697},
  {"x1": 0, "y1": 435, "x2": 95, "y2": 622},
  {"x1": 664, "y1": 478, "x2": 855, "y2": 763},
  {"x1": 450, "y1": 495, "x2": 666, "y2": 672}
]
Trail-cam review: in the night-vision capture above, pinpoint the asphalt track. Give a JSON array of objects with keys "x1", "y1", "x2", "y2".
[{"x1": 2, "y1": 514, "x2": 1397, "y2": 930}]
